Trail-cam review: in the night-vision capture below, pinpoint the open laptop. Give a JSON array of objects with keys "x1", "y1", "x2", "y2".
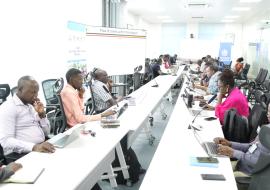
[
  {"x1": 192, "y1": 129, "x2": 220, "y2": 157},
  {"x1": 49, "y1": 127, "x2": 81, "y2": 148}
]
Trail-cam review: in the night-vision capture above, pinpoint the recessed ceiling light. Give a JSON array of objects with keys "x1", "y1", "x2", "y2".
[
  {"x1": 221, "y1": 19, "x2": 235, "y2": 23},
  {"x1": 240, "y1": 0, "x2": 262, "y2": 2},
  {"x1": 232, "y1": 7, "x2": 251, "y2": 11},
  {"x1": 224, "y1": 15, "x2": 240, "y2": 19}
]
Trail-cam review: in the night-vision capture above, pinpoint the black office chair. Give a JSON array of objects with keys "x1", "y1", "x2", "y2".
[
  {"x1": 85, "y1": 72, "x2": 97, "y2": 115},
  {"x1": 0, "y1": 84, "x2": 10, "y2": 105},
  {"x1": 248, "y1": 103, "x2": 268, "y2": 142},
  {"x1": 10, "y1": 86, "x2": 18, "y2": 96},
  {"x1": 247, "y1": 68, "x2": 268, "y2": 103},
  {"x1": 235, "y1": 64, "x2": 250, "y2": 84},
  {"x1": 0, "y1": 144, "x2": 7, "y2": 166},
  {"x1": 46, "y1": 78, "x2": 68, "y2": 135},
  {"x1": 42, "y1": 79, "x2": 58, "y2": 105},
  {"x1": 236, "y1": 124, "x2": 270, "y2": 190}
]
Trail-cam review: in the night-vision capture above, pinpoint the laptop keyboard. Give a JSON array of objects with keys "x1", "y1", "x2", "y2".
[{"x1": 203, "y1": 142, "x2": 218, "y2": 155}]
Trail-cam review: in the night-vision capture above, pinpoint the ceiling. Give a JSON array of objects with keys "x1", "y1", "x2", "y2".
[{"x1": 126, "y1": 0, "x2": 270, "y2": 24}]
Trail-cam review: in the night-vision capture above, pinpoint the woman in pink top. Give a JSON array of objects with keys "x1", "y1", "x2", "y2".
[{"x1": 215, "y1": 69, "x2": 249, "y2": 125}]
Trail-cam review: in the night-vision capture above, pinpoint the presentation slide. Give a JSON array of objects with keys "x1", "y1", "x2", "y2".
[{"x1": 85, "y1": 26, "x2": 146, "y2": 75}]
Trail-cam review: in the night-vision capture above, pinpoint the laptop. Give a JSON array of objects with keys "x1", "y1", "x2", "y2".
[
  {"x1": 192, "y1": 129, "x2": 220, "y2": 157},
  {"x1": 49, "y1": 127, "x2": 81, "y2": 148}
]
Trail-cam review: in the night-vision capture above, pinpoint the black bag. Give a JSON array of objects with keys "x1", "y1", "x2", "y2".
[
  {"x1": 112, "y1": 147, "x2": 141, "y2": 185},
  {"x1": 223, "y1": 108, "x2": 249, "y2": 143},
  {"x1": 110, "y1": 134, "x2": 141, "y2": 185}
]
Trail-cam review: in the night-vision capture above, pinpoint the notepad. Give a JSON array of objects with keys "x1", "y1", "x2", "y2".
[
  {"x1": 3, "y1": 166, "x2": 45, "y2": 184},
  {"x1": 189, "y1": 157, "x2": 218, "y2": 168}
]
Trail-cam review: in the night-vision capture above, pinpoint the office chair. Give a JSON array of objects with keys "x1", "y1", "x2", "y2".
[
  {"x1": 235, "y1": 64, "x2": 250, "y2": 84},
  {"x1": 248, "y1": 102, "x2": 268, "y2": 142},
  {"x1": 85, "y1": 71, "x2": 97, "y2": 115},
  {"x1": 46, "y1": 78, "x2": 68, "y2": 135},
  {"x1": 42, "y1": 79, "x2": 58, "y2": 105},
  {"x1": 0, "y1": 84, "x2": 10, "y2": 105},
  {"x1": 10, "y1": 86, "x2": 18, "y2": 96},
  {"x1": 247, "y1": 68, "x2": 268, "y2": 103},
  {"x1": 236, "y1": 124, "x2": 270, "y2": 190},
  {"x1": 0, "y1": 144, "x2": 7, "y2": 166}
]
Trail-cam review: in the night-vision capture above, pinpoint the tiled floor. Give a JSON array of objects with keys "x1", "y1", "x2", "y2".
[{"x1": 100, "y1": 89, "x2": 180, "y2": 190}]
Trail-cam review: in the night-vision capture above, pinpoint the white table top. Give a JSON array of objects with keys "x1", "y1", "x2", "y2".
[{"x1": 139, "y1": 76, "x2": 238, "y2": 190}]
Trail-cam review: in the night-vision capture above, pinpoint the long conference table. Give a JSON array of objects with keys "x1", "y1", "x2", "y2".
[
  {"x1": 0, "y1": 65, "x2": 185, "y2": 190},
  {"x1": 139, "y1": 74, "x2": 238, "y2": 189}
]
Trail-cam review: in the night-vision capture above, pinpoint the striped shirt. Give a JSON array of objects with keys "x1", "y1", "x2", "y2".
[{"x1": 91, "y1": 80, "x2": 112, "y2": 112}]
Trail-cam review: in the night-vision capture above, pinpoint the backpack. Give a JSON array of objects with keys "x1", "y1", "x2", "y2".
[{"x1": 223, "y1": 108, "x2": 249, "y2": 143}]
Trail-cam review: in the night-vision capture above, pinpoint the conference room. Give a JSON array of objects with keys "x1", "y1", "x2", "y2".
[{"x1": 0, "y1": 0, "x2": 270, "y2": 190}]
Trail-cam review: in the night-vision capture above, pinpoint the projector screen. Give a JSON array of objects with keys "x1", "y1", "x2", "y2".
[{"x1": 85, "y1": 26, "x2": 147, "y2": 75}]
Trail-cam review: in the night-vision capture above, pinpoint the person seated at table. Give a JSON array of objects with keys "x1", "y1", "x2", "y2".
[
  {"x1": 193, "y1": 64, "x2": 221, "y2": 95},
  {"x1": 206, "y1": 69, "x2": 249, "y2": 125},
  {"x1": 91, "y1": 68, "x2": 146, "y2": 184},
  {"x1": 162, "y1": 54, "x2": 171, "y2": 70},
  {"x1": 233, "y1": 57, "x2": 244, "y2": 76},
  {"x1": 214, "y1": 122, "x2": 270, "y2": 177},
  {"x1": 60, "y1": 68, "x2": 115, "y2": 127},
  {"x1": 0, "y1": 76, "x2": 55, "y2": 159},
  {"x1": 152, "y1": 58, "x2": 168, "y2": 78},
  {"x1": 0, "y1": 162, "x2": 22, "y2": 182}
]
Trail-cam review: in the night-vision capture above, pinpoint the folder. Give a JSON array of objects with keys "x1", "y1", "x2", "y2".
[
  {"x1": 189, "y1": 157, "x2": 218, "y2": 168},
  {"x1": 3, "y1": 166, "x2": 44, "y2": 184}
]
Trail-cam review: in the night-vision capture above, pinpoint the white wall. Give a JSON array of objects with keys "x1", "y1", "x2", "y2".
[{"x1": 0, "y1": 0, "x2": 102, "y2": 102}]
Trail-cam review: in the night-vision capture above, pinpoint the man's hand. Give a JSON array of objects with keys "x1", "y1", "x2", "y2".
[
  {"x1": 217, "y1": 144, "x2": 233, "y2": 157},
  {"x1": 78, "y1": 87, "x2": 85, "y2": 99},
  {"x1": 204, "y1": 104, "x2": 215, "y2": 111},
  {"x1": 32, "y1": 142, "x2": 55, "y2": 153},
  {"x1": 33, "y1": 99, "x2": 46, "y2": 118},
  {"x1": 214, "y1": 137, "x2": 231, "y2": 146},
  {"x1": 7, "y1": 162, "x2": 23, "y2": 172},
  {"x1": 101, "y1": 109, "x2": 116, "y2": 117}
]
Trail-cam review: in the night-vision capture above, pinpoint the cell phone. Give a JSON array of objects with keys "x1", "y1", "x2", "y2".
[
  {"x1": 201, "y1": 174, "x2": 226, "y2": 181},
  {"x1": 196, "y1": 157, "x2": 219, "y2": 163},
  {"x1": 204, "y1": 116, "x2": 217, "y2": 121}
]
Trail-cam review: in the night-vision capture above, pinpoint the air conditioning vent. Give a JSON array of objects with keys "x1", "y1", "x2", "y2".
[{"x1": 186, "y1": 3, "x2": 209, "y2": 8}]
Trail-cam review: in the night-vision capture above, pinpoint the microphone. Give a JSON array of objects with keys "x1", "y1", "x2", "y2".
[
  {"x1": 188, "y1": 94, "x2": 217, "y2": 130},
  {"x1": 151, "y1": 78, "x2": 159, "y2": 87}
]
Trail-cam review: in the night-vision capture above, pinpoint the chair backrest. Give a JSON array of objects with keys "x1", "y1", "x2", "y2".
[
  {"x1": 85, "y1": 72, "x2": 97, "y2": 115},
  {"x1": 248, "y1": 124, "x2": 270, "y2": 190},
  {"x1": 241, "y1": 63, "x2": 250, "y2": 79},
  {"x1": 11, "y1": 86, "x2": 18, "y2": 96},
  {"x1": 254, "y1": 90, "x2": 265, "y2": 104},
  {"x1": 133, "y1": 72, "x2": 142, "y2": 91},
  {"x1": 0, "y1": 144, "x2": 7, "y2": 166},
  {"x1": 255, "y1": 68, "x2": 263, "y2": 84},
  {"x1": 261, "y1": 93, "x2": 270, "y2": 107},
  {"x1": 42, "y1": 79, "x2": 59, "y2": 105},
  {"x1": 223, "y1": 108, "x2": 250, "y2": 143},
  {"x1": 263, "y1": 79, "x2": 270, "y2": 92},
  {"x1": 248, "y1": 103, "x2": 268, "y2": 141},
  {"x1": 257, "y1": 69, "x2": 268, "y2": 85},
  {"x1": 0, "y1": 84, "x2": 10, "y2": 105},
  {"x1": 46, "y1": 78, "x2": 67, "y2": 135}
]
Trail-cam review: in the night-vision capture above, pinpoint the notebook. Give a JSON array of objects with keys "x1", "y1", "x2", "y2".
[
  {"x1": 193, "y1": 129, "x2": 220, "y2": 157},
  {"x1": 49, "y1": 127, "x2": 81, "y2": 148},
  {"x1": 3, "y1": 166, "x2": 44, "y2": 184}
]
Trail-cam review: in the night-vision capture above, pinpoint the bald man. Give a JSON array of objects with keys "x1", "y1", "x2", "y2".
[
  {"x1": 0, "y1": 76, "x2": 55, "y2": 160},
  {"x1": 91, "y1": 69, "x2": 120, "y2": 113}
]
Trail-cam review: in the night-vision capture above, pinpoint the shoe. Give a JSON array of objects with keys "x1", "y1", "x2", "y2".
[{"x1": 139, "y1": 168, "x2": 146, "y2": 175}]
